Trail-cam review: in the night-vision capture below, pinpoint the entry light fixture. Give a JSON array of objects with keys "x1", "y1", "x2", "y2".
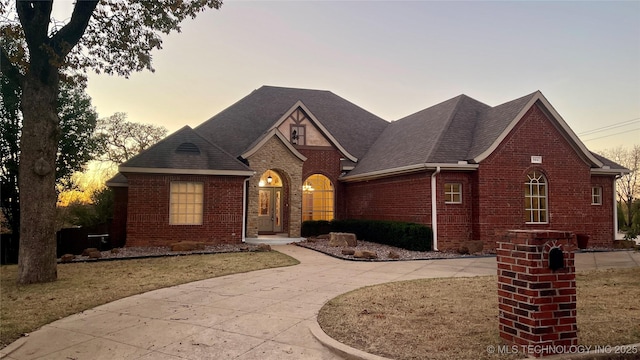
[
  {"x1": 267, "y1": 174, "x2": 273, "y2": 184},
  {"x1": 303, "y1": 182, "x2": 314, "y2": 192}
]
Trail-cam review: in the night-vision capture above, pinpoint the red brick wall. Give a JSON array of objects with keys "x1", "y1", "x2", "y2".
[
  {"x1": 497, "y1": 230, "x2": 577, "y2": 356},
  {"x1": 124, "y1": 173, "x2": 246, "y2": 247},
  {"x1": 473, "y1": 104, "x2": 615, "y2": 248},
  {"x1": 342, "y1": 171, "x2": 474, "y2": 250},
  {"x1": 110, "y1": 187, "x2": 128, "y2": 248},
  {"x1": 437, "y1": 172, "x2": 474, "y2": 249},
  {"x1": 343, "y1": 172, "x2": 432, "y2": 223}
]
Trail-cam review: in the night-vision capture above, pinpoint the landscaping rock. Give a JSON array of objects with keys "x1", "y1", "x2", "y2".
[
  {"x1": 329, "y1": 232, "x2": 357, "y2": 247},
  {"x1": 110, "y1": 248, "x2": 121, "y2": 254},
  {"x1": 255, "y1": 243, "x2": 271, "y2": 252},
  {"x1": 82, "y1": 248, "x2": 98, "y2": 256},
  {"x1": 60, "y1": 254, "x2": 75, "y2": 263},
  {"x1": 317, "y1": 234, "x2": 330, "y2": 240},
  {"x1": 88, "y1": 251, "x2": 102, "y2": 259},
  {"x1": 457, "y1": 240, "x2": 484, "y2": 255},
  {"x1": 341, "y1": 248, "x2": 355, "y2": 255},
  {"x1": 354, "y1": 250, "x2": 378, "y2": 259},
  {"x1": 239, "y1": 245, "x2": 250, "y2": 252},
  {"x1": 170, "y1": 241, "x2": 205, "y2": 252},
  {"x1": 387, "y1": 250, "x2": 400, "y2": 259}
]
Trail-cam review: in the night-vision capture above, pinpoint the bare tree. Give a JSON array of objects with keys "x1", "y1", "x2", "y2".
[
  {"x1": 95, "y1": 112, "x2": 167, "y2": 165},
  {"x1": 599, "y1": 145, "x2": 639, "y2": 232}
]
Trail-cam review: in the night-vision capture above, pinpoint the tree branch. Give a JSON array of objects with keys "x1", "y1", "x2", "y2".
[
  {"x1": 50, "y1": 0, "x2": 99, "y2": 59},
  {"x1": 0, "y1": 45, "x2": 24, "y2": 87},
  {"x1": 16, "y1": 0, "x2": 52, "y2": 55}
]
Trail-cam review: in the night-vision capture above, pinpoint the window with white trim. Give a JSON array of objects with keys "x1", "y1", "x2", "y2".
[
  {"x1": 524, "y1": 171, "x2": 548, "y2": 224},
  {"x1": 591, "y1": 186, "x2": 602, "y2": 205},
  {"x1": 170, "y1": 182, "x2": 203, "y2": 225},
  {"x1": 444, "y1": 183, "x2": 462, "y2": 204}
]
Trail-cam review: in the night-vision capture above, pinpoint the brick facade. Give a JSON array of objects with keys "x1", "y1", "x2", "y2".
[
  {"x1": 124, "y1": 173, "x2": 246, "y2": 247},
  {"x1": 497, "y1": 230, "x2": 577, "y2": 357},
  {"x1": 342, "y1": 104, "x2": 615, "y2": 250},
  {"x1": 473, "y1": 105, "x2": 614, "y2": 248},
  {"x1": 110, "y1": 186, "x2": 128, "y2": 248},
  {"x1": 113, "y1": 100, "x2": 617, "y2": 250}
]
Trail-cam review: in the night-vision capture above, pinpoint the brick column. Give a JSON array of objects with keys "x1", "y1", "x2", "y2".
[{"x1": 497, "y1": 230, "x2": 577, "y2": 357}]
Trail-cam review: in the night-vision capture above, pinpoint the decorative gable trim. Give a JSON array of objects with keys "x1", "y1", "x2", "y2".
[
  {"x1": 270, "y1": 101, "x2": 358, "y2": 163},
  {"x1": 241, "y1": 128, "x2": 308, "y2": 161},
  {"x1": 471, "y1": 91, "x2": 603, "y2": 168}
]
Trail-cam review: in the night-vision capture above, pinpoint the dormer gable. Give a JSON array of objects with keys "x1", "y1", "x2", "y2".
[{"x1": 270, "y1": 101, "x2": 358, "y2": 162}]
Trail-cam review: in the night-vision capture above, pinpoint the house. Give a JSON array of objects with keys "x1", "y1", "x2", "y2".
[{"x1": 107, "y1": 86, "x2": 627, "y2": 250}]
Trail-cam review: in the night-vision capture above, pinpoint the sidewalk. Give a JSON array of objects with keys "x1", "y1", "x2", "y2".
[{"x1": 1, "y1": 247, "x2": 638, "y2": 360}]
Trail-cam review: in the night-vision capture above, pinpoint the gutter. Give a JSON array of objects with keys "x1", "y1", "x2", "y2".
[
  {"x1": 431, "y1": 166, "x2": 441, "y2": 251},
  {"x1": 341, "y1": 162, "x2": 477, "y2": 183}
]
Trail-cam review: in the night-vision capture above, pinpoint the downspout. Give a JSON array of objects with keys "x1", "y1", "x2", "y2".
[
  {"x1": 613, "y1": 174, "x2": 620, "y2": 240},
  {"x1": 242, "y1": 177, "x2": 250, "y2": 242},
  {"x1": 431, "y1": 166, "x2": 441, "y2": 251}
]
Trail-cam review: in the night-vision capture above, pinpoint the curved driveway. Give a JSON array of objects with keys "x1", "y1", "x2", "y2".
[{"x1": 2, "y1": 246, "x2": 638, "y2": 360}]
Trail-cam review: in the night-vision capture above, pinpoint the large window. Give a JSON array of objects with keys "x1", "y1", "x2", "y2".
[
  {"x1": 302, "y1": 174, "x2": 334, "y2": 221},
  {"x1": 170, "y1": 182, "x2": 203, "y2": 225},
  {"x1": 524, "y1": 171, "x2": 548, "y2": 224},
  {"x1": 444, "y1": 183, "x2": 462, "y2": 204}
]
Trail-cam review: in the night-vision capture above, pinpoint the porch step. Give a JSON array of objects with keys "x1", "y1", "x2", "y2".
[{"x1": 245, "y1": 236, "x2": 305, "y2": 245}]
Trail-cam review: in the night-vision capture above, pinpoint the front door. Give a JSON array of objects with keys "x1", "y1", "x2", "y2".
[{"x1": 258, "y1": 187, "x2": 282, "y2": 233}]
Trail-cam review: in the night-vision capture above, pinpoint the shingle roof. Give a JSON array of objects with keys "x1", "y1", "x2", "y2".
[
  {"x1": 467, "y1": 92, "x2": 538, "y2": 160},
  {"x1": 119, "y1": 126, "x2": 252, "y2": 174},
  {"x1": 195, "y1": 86, "x2": 388, "y2": 160},
  {"x1": 345, "y1": 92, "x2": 559, "y2": 177}
]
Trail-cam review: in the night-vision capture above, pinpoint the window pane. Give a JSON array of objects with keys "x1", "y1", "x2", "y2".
[
  {"x1": 170, "y1": 181, "x2": 204, "y2": 225},
  {"x1": 524, "y1": 172, "x2": 548, "y2": 224},
  {"x1": 302, "y1": 174, "x2": 334, "y2": 221}
]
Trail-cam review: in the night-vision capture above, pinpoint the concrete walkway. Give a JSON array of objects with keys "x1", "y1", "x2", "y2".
[{"x1": 2, "y1": 247, "x2": 638, "y2": 360}]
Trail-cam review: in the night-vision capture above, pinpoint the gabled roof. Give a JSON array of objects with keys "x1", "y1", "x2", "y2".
[
  {"x1": 119, "y1": 126, "x2": 253, "y2": 176},
  {"x1": 241, "y1": 128, "x2": 307, "y2": 161},
  {"x1": 195, "y1": 86, "x2": 388, "y2": 160},
  {"x1": 343, "y1": 91, "x2": 615, "y2": 181}
]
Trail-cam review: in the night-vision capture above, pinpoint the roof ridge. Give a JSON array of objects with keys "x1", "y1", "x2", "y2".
[
  {"x1": 423, "y1": 95, "x2": 468, "y2": 163},
  {"x1": 191, "y1": 126, "x2": 250, "y2": 167}
]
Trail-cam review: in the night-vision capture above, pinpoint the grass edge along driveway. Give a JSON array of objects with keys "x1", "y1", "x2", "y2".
[{"x1": 1, "y1": 251, "x2": 299, "y2": 348}]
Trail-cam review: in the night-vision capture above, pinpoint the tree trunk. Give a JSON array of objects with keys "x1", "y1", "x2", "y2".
[{"x1": 17, "y1": 69, "x2": 60, "y2": 284}]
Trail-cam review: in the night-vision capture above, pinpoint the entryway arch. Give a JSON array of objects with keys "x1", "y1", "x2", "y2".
[{"x1": 258, "y1": 170, "x2": 284, "y2": 233}]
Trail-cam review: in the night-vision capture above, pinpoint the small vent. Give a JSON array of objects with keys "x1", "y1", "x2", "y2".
[{"x1": 176, "y1": 142, "x2": 200, "y2": 154}]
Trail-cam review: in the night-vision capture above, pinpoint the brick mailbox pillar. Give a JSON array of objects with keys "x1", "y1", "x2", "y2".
[{"x1": 497, "y1": 230, "x2": 577, "y2": 357}]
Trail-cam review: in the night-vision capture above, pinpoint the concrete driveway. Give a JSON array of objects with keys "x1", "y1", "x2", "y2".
[{"x1": 1, "y1": 246, "x2": 638, "y2": 360}]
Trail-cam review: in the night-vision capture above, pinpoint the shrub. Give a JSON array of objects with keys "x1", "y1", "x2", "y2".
[{"x1": 302, "y1": 219, "x2": 432, "y2": 251}]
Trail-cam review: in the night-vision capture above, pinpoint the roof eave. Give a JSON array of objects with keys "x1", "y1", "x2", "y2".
[
  {"x1": 591, "y1": 168, "x2": 630, "y2": 176},
  {"x1": 241, "y1": 129, "x2": 308, "y2": 161},
  {"x1": 119, "y1": 167, "x2": 255, "y2": 177},
  {"x1": 340, "y1": 162, "x2": 479, "y2": 183}
]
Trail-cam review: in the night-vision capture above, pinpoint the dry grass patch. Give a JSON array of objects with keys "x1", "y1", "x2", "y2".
[
  {"x1": 1, "y1": 251, "x2": 298, "y2": 348},
  {"x1": 318, "y1": 267, "x2": 640, "y2": 360}
]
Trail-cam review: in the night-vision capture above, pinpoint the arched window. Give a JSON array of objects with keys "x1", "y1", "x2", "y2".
[
  {"x1": 524, "y1": 171, "x2": 548, "y2": 224},
  {"x1": 302, "y1": 174, "x2": 334, "y2": 221}
]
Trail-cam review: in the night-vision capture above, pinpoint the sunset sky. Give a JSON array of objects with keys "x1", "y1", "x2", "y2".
[{"x1": 57, "y1": 0, "x2": 639, "y2": 153}]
